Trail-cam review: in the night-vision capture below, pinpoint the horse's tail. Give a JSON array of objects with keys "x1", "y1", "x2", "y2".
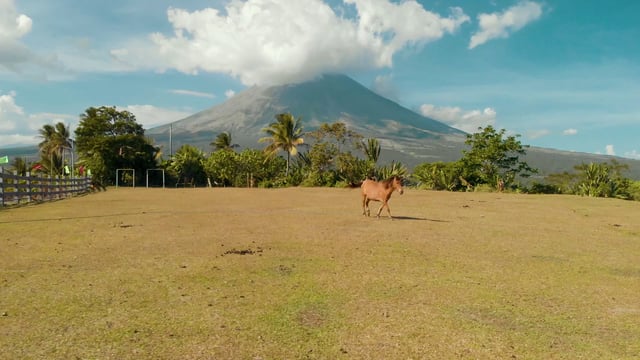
[{"x1": 347, "y1": 181, "x2": 363, "y2": 188}]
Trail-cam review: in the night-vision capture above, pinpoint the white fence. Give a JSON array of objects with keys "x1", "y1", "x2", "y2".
[{"x1": 0, "y1": 167, "x2": 92, "y2": 207}]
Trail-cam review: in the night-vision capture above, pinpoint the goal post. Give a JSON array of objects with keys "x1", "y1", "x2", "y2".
[
  {"x1": 116, "y1": 169, "x2": 135, "y2": 188},
  {"x1": 146, "y1": 169, "x2": 165, "y2": 188}
]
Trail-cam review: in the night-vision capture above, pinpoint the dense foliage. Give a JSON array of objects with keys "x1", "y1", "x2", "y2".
[
  {"x1": 413, "y1": 126, "x2": 536, "y2": 192},
  {"x1": 460, "y1": 126, "x2": 536, "y2": 189},
  {"x1": 74, "y1": 106, "x2": 159, "y2": 186},
  {"x1": 530, "y1": 160, "x2": 639, "y2": 200},
  {"x1": 23, "y1": 106, "x2": 637, "y2": 202}
]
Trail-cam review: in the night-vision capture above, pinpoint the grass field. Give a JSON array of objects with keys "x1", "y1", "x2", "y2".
[{"x1": 1, "y1": 187, "x2": 640, "y2": 359}]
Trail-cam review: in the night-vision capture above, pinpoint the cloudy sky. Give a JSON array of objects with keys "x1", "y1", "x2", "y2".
[{"x1": 1, "y1": 0, "x2": 638, "y2": 159}]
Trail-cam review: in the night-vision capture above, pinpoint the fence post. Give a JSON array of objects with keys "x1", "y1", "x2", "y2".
[
  {"x1": 26, "y1": 171, "x2": 32, "y2": 203},
  {"x1": 51, "y1": 174, "x2": 55, "y2": 201},
  {"x1": 0, "y1": 166, "x2": 4, "y2": 207},
  {"x1": 13, "y1": 170, "x2": 20, "y2": 205},
  {"x1": 57, "y1": 175, "x2": 61, "y2": 200}
]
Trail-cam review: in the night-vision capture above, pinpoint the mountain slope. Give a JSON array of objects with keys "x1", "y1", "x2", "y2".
[
  {"x1": 147, "y1": 74, "x2": 466, "y2": 154},
  {"x1": 146, "y1": 74, "x2": 640, "y2": 178}
]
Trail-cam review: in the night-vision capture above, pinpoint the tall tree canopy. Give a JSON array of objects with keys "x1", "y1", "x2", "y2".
[
  {"x1": 38, "y1": 122, "x2": 72, "y2": 176},
  {"x1": 169, "y1": 144, "x2": 207, "y2": 186},
  {"x1": 259, "y1": 113, "x2": 305, "y2": 177},
  {"x1": 211, "y1": 131, "x2": 239, "y2": 152},
  {"x1": 74, "y1": 106, "x2": 157, "y2": 185},
  {"x1": 460, "y1": 126, "x2": 536, "y2": 188}
]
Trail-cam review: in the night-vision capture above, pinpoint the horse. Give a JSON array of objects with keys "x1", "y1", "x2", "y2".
[{"x1": 361, "y1": 176, "x2": 404, "y2": 219}]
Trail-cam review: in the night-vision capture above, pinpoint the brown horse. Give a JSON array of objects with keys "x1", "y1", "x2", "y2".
[{"x1": 361, "y1": 176, "x2": 404, "y2": 219}]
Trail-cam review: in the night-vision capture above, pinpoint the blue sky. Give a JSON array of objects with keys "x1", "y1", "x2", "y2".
[{"x1": 1, "y1": 0, "x2": 638, "y2": 159}]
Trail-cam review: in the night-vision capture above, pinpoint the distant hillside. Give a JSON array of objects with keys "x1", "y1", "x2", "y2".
[{"x1": 0, "y1": 146, "x2": 39, "y2": 161}]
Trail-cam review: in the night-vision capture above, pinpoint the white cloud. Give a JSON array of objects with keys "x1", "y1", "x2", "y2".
[
  {"x1": 605, "y1": 144, "x2": 615, "y2": 156},
  {"x1": 419, "y1": 104, "x2": 496, "y2": 133},
  {"x1": 0, "y1": 0, "x2": 32, "y2": 71},
  {"x1": 0, "y1": 91, "x2": 77, "y2": 147},
  {"x1": 0, "y1": 90, "x2": 23, "y2": 115},
  {"x1": 27, "y1": 112, "x2": 77, "y2": 132},
  {"x1": 0, "y1": 133, "x2": 39, "y2": 148},
  {"x1": 624, "y1": 150, "x2": 640, "y2": 160},
  {"x1": 563, "y1": 128, "x2": 578, "y2": 135},
  {"x1": 526, "y1": 129, "x2": 550, "y2": 139},
  {"x1": 224, "y1": 90, "x2": 236, "y2": 99},
  {"x1": 469, "y1": 1, "x2": 543, "y2": 49},
  {"x1": 0, "y1": 1, "x2": 31, "y2": 38},
  {"x1": 0, "y1": 0, "x2": 69, "y2": 79},
  {"x1": 122, "y1": 105, "x2": 192, "y2": 129},
  {"x1": 170, "y1": 89, "x2": 215, "y2": 99},
  {"x1": 113, "y1": 0, "x2": 469, "y2": 85}
]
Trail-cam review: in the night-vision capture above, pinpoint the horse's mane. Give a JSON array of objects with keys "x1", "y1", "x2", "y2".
[
  {"x1": 380, "y1": 176, "x2": 402, "y2": 188},
  {"x1": 382, "y1": 175, "x2": 401, "y2": 183}
]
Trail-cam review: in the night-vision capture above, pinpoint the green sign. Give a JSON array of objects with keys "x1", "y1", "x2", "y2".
[{"x1": 0, "y1": 155, "x2": 8, "y2": 164}]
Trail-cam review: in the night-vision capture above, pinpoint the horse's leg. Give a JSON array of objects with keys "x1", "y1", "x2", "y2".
[
  {"x1": 362, "y1": 195, "x2": 366, "y2": 216},
  {"x1": 376, "y1": 201, "x2": 386, "y2": 218},
  {"x1": 362, "y1": 195, "x2": 369, "y2": 216}
]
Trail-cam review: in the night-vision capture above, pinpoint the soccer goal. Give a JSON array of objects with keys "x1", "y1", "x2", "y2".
[
  {"x1": 116, "y1": 169, "x2": 135, "y2": 188},
  {"x1": 146, "y1": 169, "x2": 165, "y2": 188}
]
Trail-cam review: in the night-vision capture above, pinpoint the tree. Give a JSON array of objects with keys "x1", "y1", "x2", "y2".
[
  {"x1": 169, "y1": 145, "x2": 207, "y2": 186},
  {"x1": 312, "y1": 122, "x2": 362, "y2": 152},
  {"x1": 211, "y1": 131, "x2": 239, "y2": 152},
  {"x1": 10, "y1": 157, "x2": 28, "y2": 176},
  {"x1": 336, "y1": 152, "x2": 372, "y2": 186},
  {"x1": 375, "y1": 161, "x2": 408, "y2": 180},
  {"x1": 38, "y1": 122, "x2": 72, "y2": 176},
  {"x1": 460, "y1": 126, "x2": 536, "y2": 189},
  {"x1": 413, "y1": 161, "x2": 462, "y2": 191},
  {"x1": 303, "y1": 121, "x2": 366, "y2": 186},
  {"x1": 544, "y1": 171, "x2": 580, "y2": 194},
  {"x1": 575, "y1": 160, "x2": 630, "y2": 199},
  {"x1": 259, "y1": 113, "x2": 305, "y2": 177},
  {"x1": 204, "y1": 148, "x2": 238, "y2": 186},
  {"x1": 74, "y1": 106, "x2": 156, "y2": 186},
  {"x1": 236, "y1": 149, "x2": 285, "y2": 187},
  {"x1": 361, "y1": 138, "x2": 381, "y2": 164}
]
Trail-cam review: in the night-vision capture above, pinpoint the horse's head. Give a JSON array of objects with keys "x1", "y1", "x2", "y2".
[{"x1": 392, "y1": 176, "x2": 404, "y2": 195}]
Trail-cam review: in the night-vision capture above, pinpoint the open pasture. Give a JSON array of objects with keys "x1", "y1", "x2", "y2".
[{"x1": 1, "y1": 187, "x2": 640, "y2": 359}]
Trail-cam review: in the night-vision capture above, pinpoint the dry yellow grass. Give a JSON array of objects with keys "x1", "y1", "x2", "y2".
[{"x1": 1, "y1": 187, "x2": 640, "y2": 359}]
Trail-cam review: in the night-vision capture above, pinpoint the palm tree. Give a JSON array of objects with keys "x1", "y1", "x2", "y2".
[
  {"x1": 10, "y1": 157, "x2": 28, "y2": 176},
  {"x1": 38, "y1": 122, "x2": 71, "y2": 176},
  {"x1": 39, "y1": 122, "x2": 71, "y2": 155},
  {"x1": 362, "y1": 138, "x2": 381, "y2": 164},
  {"x1": 39, "y1": 152, "x2": 63, "y2": 177},
  {"x1": 259, "y1": 113, "x2": 305, "y2": 177},
  {"x1": 211, "y1": 131, "x2": 239, "y2": 152}
]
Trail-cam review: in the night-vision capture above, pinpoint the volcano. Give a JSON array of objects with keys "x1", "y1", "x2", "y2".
[
  {"x1": 147, "y1": 74, "x2": 640, "y2": 177},
  {"x1": 147, "y1": 74, "x2": 468, "y2": 164}
]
